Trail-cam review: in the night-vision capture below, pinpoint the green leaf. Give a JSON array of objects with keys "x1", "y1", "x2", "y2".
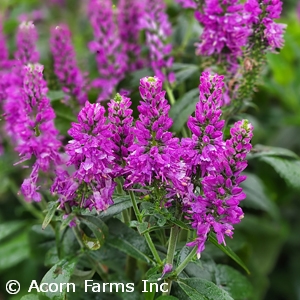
[
  {"x1": 215, "y1": 265, "x2": 253, "y2": 300},
  {"x1": 156, "y1": 296, "x2": 179, "y2": 300},
  {"x1": 241, "y1": 173, "x2": 279, "y2": 219},
  {"x1": 178, "y1": 278, "x2": 234, "y2": 300},
  {"x1": 177, "y1": 245, "x2": 193, "y2": 267},
  {"x1": 42, "y1": 201, "x2": 59, "y2": 230},
  {"x1": 106, "y1": 219, "x2": 153, "y2": 264},
  {"x1": 20, "y1": 295, "x2": 40, "y2": 300},
  {"x1": 40, "y1": 259, "x2": 77, "y2": 299},
  {"x1": 208, "y1": 234, "x2": 250, "y2": 274},
  {"x1": 47, "y1": 90, "x2": 66, "y2": 102},
  {"x1": 0, "y1": 231, "x2": 30, "y2": 271},
  {"x1": 169, "y1": 88, "x2": 199, "y2": 132},
  {"x1": 174, "y1": 64, "x2": 198, "y2": 84},
  {"x1": 260, "y1": 156, "x2": 300, "y2": 189},
  {"x1": 71, "y1": 268, "x2": 95, "y2": 284},
  {"x1": 79, "y1": 215, "x2": 109, "y2": 248},
  {"x1": 248, "y1": 144, "x2": 299, "y2": 159},
  {"x1": 97, "y1": 195, "x2": 132, "y2": 220},
  {"x1": 0, "y1": 220, "x2": 27, "y2": 242}
]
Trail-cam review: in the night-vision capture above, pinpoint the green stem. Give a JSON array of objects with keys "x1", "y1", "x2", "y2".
[
  {"x1": 164, "y1": 82, "x2": 176, "y2": 106},
  {"x1": 129, "y1": 191, "x2": 162, "y2": 264},
  {"x1": 163, "y1": 225, "x2": 181, "y2": 295},
  {"x1": 175, "y1": 246, "x2": 197, "y2": 276}
]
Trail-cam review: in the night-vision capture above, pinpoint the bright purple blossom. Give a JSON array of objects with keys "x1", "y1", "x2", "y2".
[
  {"x1": 140, "y1": 0, "x2": 175, "y2": 83},
  {"x1": 87, "y1": 0, "x2": 127, "y2": 101},
  {"x1": 245, "y1": 0, "x2": 286, "y2": 51},
  {"x1": 187, "y1": 119, "x2": 253, "y2": 256},
  {"x1": 117, "y1": 0, "x2": 145, "y2": 71},
  {"x1": 15, "y1": 21, "x2": 39, "y2": 65},
  {"x1": 182, "y1": 72, "x2": 225, "y2": 178},
  {"x1": 51, "y1": 101, "x2": 117, "y2": 211},
  {"x1": 108, "y1": 93, "x2": 134, "y2": 169},
  {"x1": 124, "y1": 77, "x2": 187, "y2": 199},
  {"x1": 195, "y1": 0, "x2": 251, "y2": 69},
  {"x1": 50, "y1": 24, "x2": 88, "y2": 106},
  {"x1": 4, "y1": 64, "x2": 61, "y2": 201}
]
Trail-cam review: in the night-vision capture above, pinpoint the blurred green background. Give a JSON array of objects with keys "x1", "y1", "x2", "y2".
[{"x1": 0, "y1": 0, "x2": 300, "y2": 299}]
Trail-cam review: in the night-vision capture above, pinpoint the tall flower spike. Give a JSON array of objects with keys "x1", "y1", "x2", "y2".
[
  {"x1": 108, "y1": 93, "x2": 134, "y2": 171},
  {"x1": 117, "y1": 0, "x2": 144, "y2": 71},
  {"x1": 140, "y1": 0, "x2": 175, "y2": 83},
  {"x1": 194, "y1": 0, "x2": 251, "y2": 71},
  {"x1": 87, "y1": 0, "x2": 127, "y2": 101},
  {"x1": 182, "y1": 72, "x2": 225, "y2": 178},
  {"x1": 52, "y1": 101, "x2": 116, "y2": 211},
  {"x1": 50, "y1": 24, "x2": 88, "y2": 106},
  {"x1": 187, "y1": 119, "x2": 253, "y2": 256},
  {"x1": 125, "y1": 76, "x2": 186, "y2": 199},
  {"x1": 4, "y1": 64, "x2": 61, "y2": 201},
  {"x1": 15, "y1": 21, "x2": 39, "y2": 65}
]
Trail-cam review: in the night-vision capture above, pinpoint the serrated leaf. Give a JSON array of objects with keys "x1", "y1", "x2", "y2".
[
  {"x1": 260, "y1": 156, "x2": 300, "y2": 189},
  {"x1": 178, "y1": 278, "x2": 234, "y2": 300},
  {"x1": 169, "y1": 88, "x2": 199, "y2": 132},
  {"x1": 208, "y1": 234, "x2": 250, "y2": 274},
  {"x1": 241, "y1": 173, "x2": 279, "y2": 219},
  {"x1": 106, "y1": 219, "x2": 153, "y2": 264},
  {"x1": 42, "y1": 201, "x2": 59, "y2": 230},
  {"x1": 249, "y1": 144, "x2": 299, "y2": 159},
  {"x1": 215, "y1": 265, "x2": 253, "y2": 300},
  {"x1": 79, "y1": 215, "x2": 108, "y2": 248},
  {"x1": 41, "y1": 259, "x2": 77, "y2": 299}
]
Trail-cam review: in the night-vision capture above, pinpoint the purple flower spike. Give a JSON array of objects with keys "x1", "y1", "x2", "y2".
[
  {"x1": 108, "y1": 93, "x2": 134, "y2": 169},
  {"x1": 117, "y1": 0, "x2": 145, "y2": 71},
  {"x1": 125, "y1": 76, "x2": 187, "y2": 198},
  {"x1": 87, "y1": 0, "x2": 127, "y2": 101},
  {"x1": 15, "y1": 21, "x2": 39, "y2": 65},
  {"x1": 187, "y1": 119, "x2": 253, "y2": 256},
  {"x1": 140, "y1": 0, "x2": 175, "y2": 83},
  {"x1": 4, "y1": 64, "x2": 61, "y2": 201},
  {"x1": 52, "y1": 101, "x2": 117, "y2": 211},
  {"x1": 195, "y1": 0, "x2": 251, "y2": 70},
  {"x1": 50, "y1": 24, "x2": 88, "y2": 106},
  {"x1": 183, "y1": 72, "x2": 225, "y2": 177}
]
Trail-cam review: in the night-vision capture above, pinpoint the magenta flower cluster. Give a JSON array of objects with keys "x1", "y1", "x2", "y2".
[
  {"x1": 139, "y1": 0, "x2": 175, "y2": 83},
  {"x1": 5, "y1": 64, "x2": 61, "y2": 202},
  {"x1": 87, "y1": 0, "x2": 128, "y2": 101},
  {"x1": 87, "y1": 0, "x2": 174, "y2": 102},
  {"x1": 178, "y1": 0, "x2": 286, "y2": 68},
  {"x1": 49, "y1": 73, "x2": 252, "y2": 255},
  {"x1": 50, "y1": 24, "x2": 88, "y2": 106}
]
